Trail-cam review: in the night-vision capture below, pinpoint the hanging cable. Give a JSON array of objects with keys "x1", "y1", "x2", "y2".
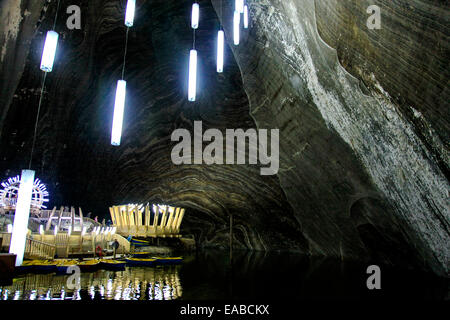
[
  {"x1": 29, "y1": 0, "x2": 62, "y2": 169},
  {"x1": 122, "y1": 27, "x2": 130, "y2": 80}
]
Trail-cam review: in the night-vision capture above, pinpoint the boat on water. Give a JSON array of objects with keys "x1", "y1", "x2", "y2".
[
  {"x1": 130, "y1": 238, "x2": 151, "y2": 247},
  {"x1": 78, "y1": 259, "x2": 101, "y2": 272},
  {"x1": 16, "y1": 260, "x2": 36, "y2": 273},
  {"x1": 153, "y1": 257, "x2": 183, "y2": 265},
  {"x1": 132, "y1": 252, "x2": 151, "y2": 258},
  {"x1": 32, "y1": 260, "x2": 57, "y2": 273},
  {"x1": 55, "y1": 260, "x2": 78, "y2": 274},
  {"x1": 100, "y1": 259, "x2": 126, "y2": 270},
  {"x1": 125, "y1": 258, "x2": 156, "y2": 267}
]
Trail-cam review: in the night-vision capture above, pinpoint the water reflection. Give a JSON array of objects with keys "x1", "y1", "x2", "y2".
[
  {"x1": 0, "y1": 266, "x2": 182, "y2": 301},
  {"x1": 1, "y1": 251, "x2": 448, "y2": 300}
]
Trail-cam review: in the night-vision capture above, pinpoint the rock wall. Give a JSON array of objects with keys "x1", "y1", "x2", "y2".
[{"x1": 211, "y1": 0, "x2": 449, "y2": 276}]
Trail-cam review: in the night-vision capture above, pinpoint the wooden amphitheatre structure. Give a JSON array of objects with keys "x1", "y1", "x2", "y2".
[{"x1": 109, "y1": 204, "x2": 185, "y2": 238}]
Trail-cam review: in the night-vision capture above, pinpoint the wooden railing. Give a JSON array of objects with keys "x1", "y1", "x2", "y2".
[{"x1": 24, "y1": 237, "x2": 56, "y2": 260}]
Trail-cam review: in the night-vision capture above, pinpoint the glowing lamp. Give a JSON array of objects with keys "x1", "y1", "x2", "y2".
[
  {"x1": 236, "y1": 0, "x2": 244, "y2": 14},
  {"x1": 244, "y1": 5, "x2": 249, "y2": 28},
  {"x1": 233, "y1": 11, "x2": 240, "y2": 45},
  {"x1": 111, "y1": 80, "x2": 127, "y2": 146},
  {"x1": 188, "y1": 49, "x2": 198, "y2": 102},
  {"x1": 9, "y1": 170, "x2": 35, "y2": 266},
  {"x1": 191, "y1": 3, "x2": 199, "y2": 29},
  {"x1": 125, "y1": 0, "x2": 136, "y2": 27},
  {"x1": 217, "y1": 30, "x2": 224, "y2": 73},
  {"x1": 40, "y1": 31, "x2": 59, "y2": 72}
]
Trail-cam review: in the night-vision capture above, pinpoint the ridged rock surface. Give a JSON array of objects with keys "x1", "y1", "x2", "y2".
[{"x1": 0, "y1": 0, "x2": 448, "y2": 276}]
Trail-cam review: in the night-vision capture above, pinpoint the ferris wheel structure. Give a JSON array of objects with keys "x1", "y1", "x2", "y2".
[{"x1": 0, "y1": 176, "x2": 50, "y2": 215}]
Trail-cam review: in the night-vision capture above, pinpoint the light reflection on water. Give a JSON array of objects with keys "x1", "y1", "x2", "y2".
[{"x1": 0, "y1": 266, "x2": 182, "y2": 301}]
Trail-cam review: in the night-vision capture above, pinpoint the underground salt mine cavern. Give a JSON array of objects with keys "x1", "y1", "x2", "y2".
[{"x1": 0, "y1": 0, "x2": 448, "y2": 308}]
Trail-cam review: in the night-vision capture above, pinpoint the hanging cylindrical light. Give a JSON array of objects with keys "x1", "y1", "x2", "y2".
[
  {"x1": 111, "y1": 80, "x2": 127, "y2": 146},
  {"x1": 188, "y1": 49, "x2": 198, "y2": 101},
  {"x1": 9, "y1": 170, "x2": 35, "y2": 266},
  {"x1": 191, "y1": 3, "x2": 200, "y2": 29},
  {"x1": 125, "y1": 0, "x2": 136, "y2": 27},
  {"x1": 40, "y1": 31, "x2": 59, "y2": 72},
  {"x1": 233, "y1": 11, "x2": 240, "y2": 45},
  {"x1": 244, "y1": 5, "x2": 249, "y2": 29},
  {"x1": 236, "y1": 0, "x2": 244, "y2": 14},
  {"x1": 217, "y1": 30, "x2": 224, "y2": 73}
]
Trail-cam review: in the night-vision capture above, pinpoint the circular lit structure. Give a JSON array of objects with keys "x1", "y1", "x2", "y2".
[{"x1": 0, "y1": 176, "x2": 49, "y2": 215}]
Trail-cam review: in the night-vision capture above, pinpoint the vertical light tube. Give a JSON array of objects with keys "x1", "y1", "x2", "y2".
[
  {"x1": 217, "y1": 30, "x2": 224, "y2": 73},
  {"x1": 125, "y1": 0, "x2": 136, "y2": 27},
  {"x1": 40, "y1": 31, "x2": 59, "y2": 72},
  {"x1": 188, "y1": 49, "x2": 198, "y2": 102},
  {"x1": 233, "y1": 11, "x2": 240, "y2": 45},
  {"x1": 9, "y1": 170, "x2": 35, "y2": 266},
  {"x1": 244, "y1": 5, "x2": 249, "y2": 28},
  {"x1": 111, "y1": 80, "x2": 127, "y2": 146},
  {"x1": 191, "y1": 3, "x2": 199, "y2": 29},
  {"x1": 236, "y1": 0, "x2": 244, "y2": 14}
]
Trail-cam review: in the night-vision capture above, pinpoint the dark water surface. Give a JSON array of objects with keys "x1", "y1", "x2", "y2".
[{"x1": 1, "y1": 250, "x2": 448, "y2": 300}]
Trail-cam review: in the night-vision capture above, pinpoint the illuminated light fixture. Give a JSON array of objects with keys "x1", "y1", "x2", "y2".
[
  {"x1": 217, "y1": 30, "x2": 224, "y2": 73},
  {"x1": 39, "y1": 225, "x2": 44, "y2": 235},
  {"x1": 54, "y1": 225, "x2": 58, "y2": 236},
  {"x1": 191, "y1": 3, "x2": 199, "y2": 29},
  {"x1": 236, "y1": 0, "x2": 244, "y2": 14},
  {"x1": 40, "y1": 31, "x2": 59, "y2": 72},
  {"x1": 125, "y1": 0, "x2": 136, "y2": 27},
  {"x1": 244, "y1": 5, "x2": 249, "y2": 28},
  {"x1": 7, "y1": 224, "x2": 12, "y2": 233},
  {"x1": 9, "y1": 170, "x2": 35, "y2": 266},
  {"x1": 111, "y1": 80, "x2": 127, "y2": 146},
  {"x1": 233, "y1": 11, "x2": 240, "y2": 45},
  {"x1": 188, "y1": 49, "x2": 198, "y2": 102}
]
